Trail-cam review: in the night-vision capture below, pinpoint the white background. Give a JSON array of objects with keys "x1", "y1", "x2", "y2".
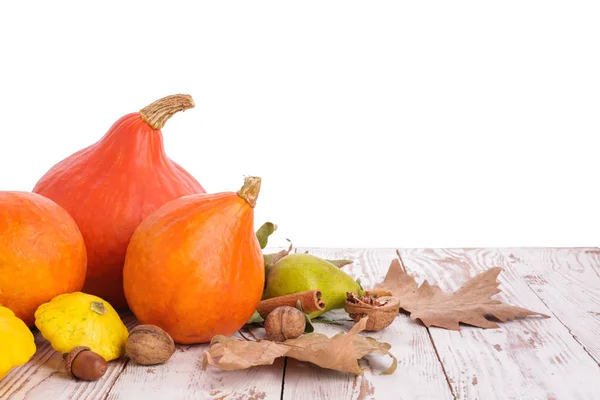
[{"x1": 1, "y1": 1, "x2": 598, "y2": 248}]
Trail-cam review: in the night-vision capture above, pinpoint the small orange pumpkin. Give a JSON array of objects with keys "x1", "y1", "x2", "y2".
[
  {"x1": 33, "y1": 94, "x2": 205, "y2": 309},
  {"x1": 123, "y1": 177, "x2": 264, "y2": 344},
  {"x1": 0, "y1": 192, "x2": 87, "y2": 326}
]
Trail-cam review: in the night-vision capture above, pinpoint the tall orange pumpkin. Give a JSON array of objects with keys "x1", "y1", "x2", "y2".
[
  {"x1": 123, "y1": 177, "x2": 264, "y2": 344},
  {"x1": 0, "y1": 192, "x2": 87, "y2": 326},
  {"x1": 33, "y1": 94, "x2": 205, "y2": 309}
]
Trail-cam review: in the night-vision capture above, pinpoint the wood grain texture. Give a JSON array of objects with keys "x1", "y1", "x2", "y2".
[
  {"x1": 0, "y1": 314, "x2": 138, "y2": 400},
  {"x1": 108, "y1": 302, "x2": 283, "y2": 399},
  {"x1": 282, "y1": 248, "x2": 453, "y2": 400},
  {"x1": 3, "y1": 248, "x2": 599, "y2": 400},
  {"x1": 106, "y1": 331, "x2": 284, "y2": 400},
  {"x1": 399, "y1": 248, "x2": 600, "y2": 400},
  {"x1": 499, "y1": 247, "x2": 600, "y2": 365}
]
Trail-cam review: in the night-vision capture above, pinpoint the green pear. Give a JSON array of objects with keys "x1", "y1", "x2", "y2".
[{"x1": 263, "y1": 253, "x2": 362, "y2": 317}]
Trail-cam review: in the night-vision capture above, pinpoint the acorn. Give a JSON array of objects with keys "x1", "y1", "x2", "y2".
[{"x1": 65, "y1": 346, "x2": 108, "y2": 381}]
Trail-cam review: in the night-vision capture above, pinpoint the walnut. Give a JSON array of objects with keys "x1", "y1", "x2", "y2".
[
  {"x1": 126, "y1": 325, "x2": 176, "y2": 365},
  {"x1": 264, "y1": 306, "x2": 306, "y2": 342}
]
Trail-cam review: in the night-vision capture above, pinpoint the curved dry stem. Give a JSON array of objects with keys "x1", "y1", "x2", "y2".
[
  {"x1": 140, "y1": 94, "x2": 195, "y2": 130},
  {"x1": 237, "y1": 176, "x2": 262, "y2": 208}
]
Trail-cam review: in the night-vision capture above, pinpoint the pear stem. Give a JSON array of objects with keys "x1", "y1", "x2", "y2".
[
  {"x1": 139, "y1": 94, "x2": 195, "y2": 130},
  {"x1": 237, "y1": 176, "x2": 262, "y2": 208}
]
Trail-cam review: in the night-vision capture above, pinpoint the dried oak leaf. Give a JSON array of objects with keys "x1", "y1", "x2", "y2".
[
  {"x1": 373, "y1": 258, "x2": 550, "y2": 330},
  {"x1": 202, "y1": 317, "x2": 397, "y2": 375}
]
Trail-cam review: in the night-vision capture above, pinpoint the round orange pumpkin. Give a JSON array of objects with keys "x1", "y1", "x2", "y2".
[
  {"x1": 0, "y1": 192, "x2": 87, "y2": 326},
  {"x1": 33, "y1": 94, "x2": 205, "y2": 309},
  {"x1": 123, "y1": 177, "x2": 264, "y2": 344}
]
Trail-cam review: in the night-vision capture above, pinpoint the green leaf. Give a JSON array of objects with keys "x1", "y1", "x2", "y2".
[
  {"x1": 263, "y1": 253, "x2": 275, "y2": 270},
  {"x1": 356, "y1": 278, "x2": 365, "y2": 296},
  {"x1": 304, "y1": 315, "x2": 315, "y2": 333},
  {"x1": 296, "y1": 300, "x2": 315, "y2": 333},
  {"x1": 256, "y1": 222, "x2": 278, "y2": 249},
  {"x1": 311, "y1": 316, "x2": 350, "y2": 326},
  {"x1": 246, "y1": 310, "x2": 264, "y2": 324}
]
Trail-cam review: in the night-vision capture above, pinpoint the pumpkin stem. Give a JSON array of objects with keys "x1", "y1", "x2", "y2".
[
  {"x1": 139, "y1": 94, "x2": 195, "y2": 130},
  {"x1": 237, "y1": 176, "x2": 262, "y2": 208}
]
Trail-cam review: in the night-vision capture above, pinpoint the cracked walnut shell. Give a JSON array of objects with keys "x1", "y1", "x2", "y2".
[{"x1": 344, "y1": 292, "x2": 399, "y2": 331}]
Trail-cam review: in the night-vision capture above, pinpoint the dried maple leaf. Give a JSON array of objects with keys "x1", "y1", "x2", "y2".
[
  {"x1": 284, "y1": 317, "x2": 396, "y2": 374},
  {"x1": 373, "y1": 257, "x2": 550, "y2": 330},
  {"x1": 202, "y1": 317, "x2": 397, "y2": 375},
  {"x1": 202, "y1": 337, "x2": 289, "y2": 370}
]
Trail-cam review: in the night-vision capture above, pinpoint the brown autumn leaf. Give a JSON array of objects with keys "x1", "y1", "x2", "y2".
[
  {"x1": 263, "y1": 242, "x2": 293, "y2": 271},
  {"x1": 284, "y1": 317, "x2": 396, "y2": 374},
  {"x1": 202, "y1": 317, "x2": 397, "y2": 375},
  {"x1": 202, "y1": 337, "x2": 289, "y2": 370},
  {"x1": 373, "y1": 257, "x2": 550, "y2": 330}
]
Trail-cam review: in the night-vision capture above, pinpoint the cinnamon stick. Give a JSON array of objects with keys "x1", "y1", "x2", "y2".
[{"x1": 257, "y1": 290, "x2": 325, "y2": 318}]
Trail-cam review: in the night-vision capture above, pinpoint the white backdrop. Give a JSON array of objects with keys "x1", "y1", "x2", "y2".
[{"x1": 1, "y1": 1, "x2": 598, "y2": 248}]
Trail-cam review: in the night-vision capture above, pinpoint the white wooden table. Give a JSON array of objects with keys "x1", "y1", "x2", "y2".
[{"x1": 2, "y1": 247, "x2": 599, "y2": 400}]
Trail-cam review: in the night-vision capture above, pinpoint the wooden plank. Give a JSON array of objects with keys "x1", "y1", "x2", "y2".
[
  {"x1": 0, "y1": 314, "x2": 137, "y2": 400},
  {"x1": 106, "y1": 329, "x2": 284, "y2": 400},
  {"x1": 2, "y1": 316, "x2": 284, "y2": 400},
  {"x1": 4, "y1": 247, "x2": 599, "y2": 399},
  {"x1": 282, "y1": 248, "x2": 453, "y2": 400},
  {"x1": 399, "y1": 248, "x2": 600, "y2": 400},
  {"x1": 499, "y1": 247, "x2": 600, "y2": 364}
]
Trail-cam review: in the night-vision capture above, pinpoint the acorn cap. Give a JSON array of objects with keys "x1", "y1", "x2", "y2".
[{"x1": 65, "y1": 346, "x2": 91, "y2": 377}]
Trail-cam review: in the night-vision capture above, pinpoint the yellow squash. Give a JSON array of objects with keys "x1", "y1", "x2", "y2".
[
  {"x1": 0, "y1": 306, "x2": 36, "y2": 380},
  {"x1": 34, "y1": 292, "x2": 129, "y2": 361}
]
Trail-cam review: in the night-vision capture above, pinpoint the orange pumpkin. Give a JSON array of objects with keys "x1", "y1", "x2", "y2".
[
  {"x1": 0, "y1": 192, "x2": 87, "y2": 326},
  {"x1": 123, "y1": 177, "x2": 264, "y2": 344},
  {"x1": 33, "y1": 94, "x2": 205, "y2": 309}
]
